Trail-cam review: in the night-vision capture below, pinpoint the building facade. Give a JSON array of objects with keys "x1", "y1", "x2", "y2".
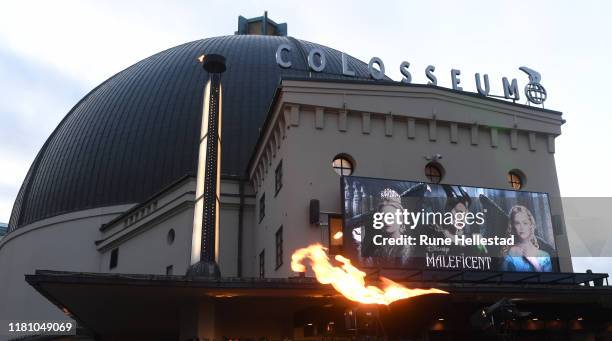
[{"x1": 1, "y1": 14, "x2": 611, "y2": 341}]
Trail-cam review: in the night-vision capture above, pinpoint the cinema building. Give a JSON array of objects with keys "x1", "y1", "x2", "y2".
[{"x1": 1, "y1": 14, "x2": 611, "y2": 340}]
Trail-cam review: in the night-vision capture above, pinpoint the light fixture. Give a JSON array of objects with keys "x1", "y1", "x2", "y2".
[
  {"x1": 577, "y1": 317, "x2": 583, "y2": 321},
  {"x1": 424, "y1": 153, "x2": 443, "y2": 161},
  {"x1": 188, "y1": 53, "x2": 226, "y2": 277},
  {"x1": 438, "y1": 318, "x2": 445, "y2": 321}
]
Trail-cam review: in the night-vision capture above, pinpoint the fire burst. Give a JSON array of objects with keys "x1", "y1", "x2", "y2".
[{"x1": 291, "y1": 244, "x2": 448, "y2": 305}]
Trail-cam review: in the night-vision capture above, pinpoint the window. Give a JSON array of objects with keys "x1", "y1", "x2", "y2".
[
  {"x1": 275, "y1": 161, "x2": 283, "y2": 195},
  {"x1": 329, "y1": 215, "x2": 344, "y2": 254},
  {"x1": 332, "y1": 155, "x2": 354, "y2": 176},
  {"x1": 259, "y1": 249, "x2": 265, "y2": 278},
  {"x1": 110, "y1": 248, "x2": 119, "y2": 269},
  {"x1": 425, "y1": 162, "x2": 443, "y2": 183},
  {"x1": 167, "y1": 228, "x2": 175, "y2": 245},
  {"x1": 275, "y1": 226, "x2": 283, "y2": 269},
  {"x1": 508, "y1": 170, "x2": 524, "y2": 190},
  {"x1": 327, "y1": 214, "x2": 344, "y2": 244},
  {"x1": 166, "y1": 265, "x2": 173, "y2": 275},
  {"x1": 259, "y1": 193, "x2": 266, "y2": 222}
]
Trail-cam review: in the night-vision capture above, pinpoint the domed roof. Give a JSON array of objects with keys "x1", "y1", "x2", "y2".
[{"x1": 9, "y1": 34, "x2": 380, "y2": 230}]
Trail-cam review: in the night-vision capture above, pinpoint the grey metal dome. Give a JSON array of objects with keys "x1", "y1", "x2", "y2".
[{"x1": 9, "y1": 34, "x2": 380, "y2": 231}]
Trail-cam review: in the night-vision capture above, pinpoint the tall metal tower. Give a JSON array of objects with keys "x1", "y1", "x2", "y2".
[{"x1": 188, "y1": 54, "x2": 226, "y2": 277}]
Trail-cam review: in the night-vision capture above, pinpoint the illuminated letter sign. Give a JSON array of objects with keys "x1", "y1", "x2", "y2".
[{"x1": 275, "y1": 44, "x2": 548, "y2": 105}]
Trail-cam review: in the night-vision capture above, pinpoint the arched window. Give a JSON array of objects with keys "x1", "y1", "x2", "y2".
[
  {"x1": 167, "y1": 228, "x2": 176, "y2": 245},
  {"x1": 425, "y1": 163, "x2": 444, "y2": 184},
  {"x1": 508, "y1": 170, "x2": 524, "y2": 190},
  {"x1": 332, "y1": 155, "x2": 354, "y2": 176}
]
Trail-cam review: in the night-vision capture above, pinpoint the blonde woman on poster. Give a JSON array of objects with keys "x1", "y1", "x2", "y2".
[{"x1": 502, "y1": 205, "x2": 552, "y2": 272}]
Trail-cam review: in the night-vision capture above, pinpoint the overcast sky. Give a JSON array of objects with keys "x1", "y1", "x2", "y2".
[{"x1": 1, "y1": 1, "x2": 611, "y2": 271}]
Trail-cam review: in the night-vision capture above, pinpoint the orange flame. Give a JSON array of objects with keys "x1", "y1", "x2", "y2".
[{"x1": 291, "y1": 244, "x2": 448, "y2": 305}]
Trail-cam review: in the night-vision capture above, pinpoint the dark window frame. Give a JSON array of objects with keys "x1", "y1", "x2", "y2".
[
  {"x1": 109, "y1": 248, "x2": 119, "y2": 269},
  {"x1": 259, "y1": 249, "x2": 265, "y2": 278},
  {"x1": 275, "y1": 226, "x2": 283, "y2": 270},
  {"x1": 167, "y1": 228, "x2": 175, "y2": 245},
  {"x1": 425, "y1": 163, "x2": 443, "y2": 184},
  {"x1": 328, "y1": 214, "x2": 344, "y2": 255},
  {"x1": 259, "y1": 193, "x2": 266, "y2": 222},
  {"x1": 332, "y1": 155, "x2": 354, "y2": 176},
  {"x1": 274, "y1": 160, "x2": 283, "y2": 196},
  {"x1": 508, "y1": 171, "x2": 523, "y2": 190}
]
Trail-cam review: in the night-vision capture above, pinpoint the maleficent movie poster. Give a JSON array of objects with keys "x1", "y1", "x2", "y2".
[{"x1": 342, "y1": 176, "x2": 558, "y2": 272}]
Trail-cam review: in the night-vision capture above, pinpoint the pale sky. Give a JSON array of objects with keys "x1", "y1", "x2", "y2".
[{"x1": 1, "y1": 1, "x2": 611, "y2": 271}]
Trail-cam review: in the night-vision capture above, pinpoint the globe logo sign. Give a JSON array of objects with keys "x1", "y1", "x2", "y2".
[
  {"x1": 525, "y1": 83, "x2": 547, "y2": 104},
  {"x1": 520, "y1": 66, "x2": 547, "y2": 105}
]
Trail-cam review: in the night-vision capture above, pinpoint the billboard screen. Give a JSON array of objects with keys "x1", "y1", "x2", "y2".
[{"x1": 341, "y1": 176, "x2": 558, "y2": 272}]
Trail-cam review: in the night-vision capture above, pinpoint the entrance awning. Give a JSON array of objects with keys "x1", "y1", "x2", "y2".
[{"x1": 26, "y1": 270, "x2": 612, "y2": 338}]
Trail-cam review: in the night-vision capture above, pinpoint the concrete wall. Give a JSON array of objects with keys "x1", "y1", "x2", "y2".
[
  {"x1": 98, "y1": 207, "x2": 194, "y2": 275},
  {"x1": 96, "y1": 178, "x2": 196, "y2": 276},
  {"x1": 0, "y1": 174, "x2": 255, "y2": 322},
  {"x1": 239, "y1": 195, "x2": 256, "y2": 277},
  {"x1": 96, "y1": 178, "x2": 254, "y2": 278},
  {"x1": 250, "y1": 80, "x2": 571, "y2": 276},
  {"x1": 0, "y1": 171, "x2": 255, "y2": 320},
  {"x1": 0, "y1": 205, "x2": 131, "y2": 321}
]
